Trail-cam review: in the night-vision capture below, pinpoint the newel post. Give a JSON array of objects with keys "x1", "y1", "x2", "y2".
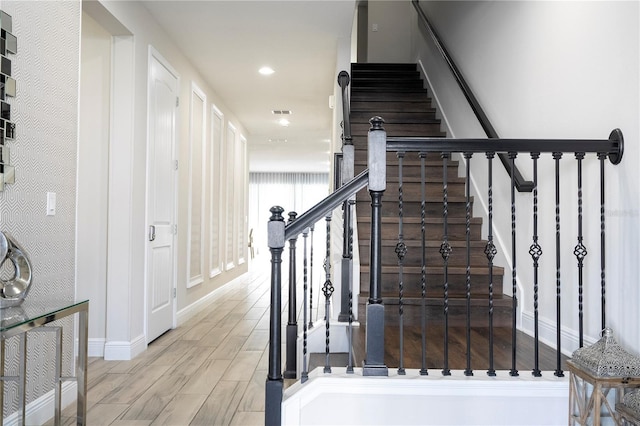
[
  {"x1": 265, "y1": 206, "x2": 285, "y2": 426},
  {"x1": 363, "y1": 116, "x2": 389, "y2": 376}
]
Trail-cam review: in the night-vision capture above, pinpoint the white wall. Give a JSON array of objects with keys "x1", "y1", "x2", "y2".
[
  {"x1": 367, "y1": 0, "x2": 413, "y2": 63},
  {"x1": 0, "y1": 0, "x2": 80, "y2": 415},
  {"x1": 77, "y1": 11, "x2": 111, "y2": 352},
  {"x1": 412, "y1": 1, "x2": 639, "y2": 354}
]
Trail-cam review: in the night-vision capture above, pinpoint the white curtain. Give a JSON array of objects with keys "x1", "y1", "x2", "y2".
[{"x1": 248, "y1": 172, "x2": 330, "y2": 258}]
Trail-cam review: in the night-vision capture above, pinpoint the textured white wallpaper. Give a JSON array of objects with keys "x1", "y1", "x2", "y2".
[{"x1": 0, "y1": 0, "x2": 80, "y2": 415}]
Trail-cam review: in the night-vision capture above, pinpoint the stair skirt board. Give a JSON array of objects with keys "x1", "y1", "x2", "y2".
[{"x1": 282, "y1": 369, "x2": 568, "y2": 426}]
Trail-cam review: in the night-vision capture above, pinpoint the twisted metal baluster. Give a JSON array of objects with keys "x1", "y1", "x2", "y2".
[
  {"x1": 553, "y1": 152, "x2": 564, "y2": 378},
  {"x1": 464, "y1": 152, "x2": 473, "y2": 377},
  {"x1": 598, "y1": 152, "x2": 607, "y2": 330},
  {"x1": 574, "y1": 152, "x2": 587, "y2": 348},
  {"x1": 309, "y1": 225, "x2": 314, "y2": 328},
  {"x1": 323, "y1": 215, "x2": 333, "y2": 373},
  {"x1": 419, "y1": 152, "x2": 428, "y2": 376},
  {"x1": 347, "y1": 200, "x2": 355, "y2": 374},
  {"x1": 301, "y1": 228, "x2": 309, "y2": 383},
  {"x1": 485, "y1": 152, "x2": 497, "y2": 377},
  {"x1": 529, "y1": 152, "x2": 542, "y2": 377},
  {"x1": 509, "y1": 152, "x2": 518, "y2": 377},
  {"x1": 396, "y1": 152, "x2": 407, "y2": 375},
  {"x1": 440, "y1": 152, "x2": 452, "y2": 376}
]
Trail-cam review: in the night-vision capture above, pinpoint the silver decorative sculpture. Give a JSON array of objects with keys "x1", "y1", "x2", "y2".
[
  {"x1": 571, "y1": 328, "x2": 640, "y2": 377},
  {"x1": 0, "y1": 231, "x2": 32, "y2": 307}
]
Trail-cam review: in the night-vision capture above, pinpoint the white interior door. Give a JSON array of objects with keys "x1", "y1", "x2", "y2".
[{"x1": 146, "y1": 50, "x2": 178, "y2": 343}]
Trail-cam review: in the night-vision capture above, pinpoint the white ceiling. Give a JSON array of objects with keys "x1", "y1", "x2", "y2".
[{"x1": 141, "y1": 1, "x2": 356, "y2": 173}]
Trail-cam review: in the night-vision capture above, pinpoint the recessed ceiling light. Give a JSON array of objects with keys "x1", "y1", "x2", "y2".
[
  {"x1": 278, "y1": 118, "x2": 290, "y2": 127},
  {"x1": 259, "y1": 66, "x2": 275, "y2": 76}
]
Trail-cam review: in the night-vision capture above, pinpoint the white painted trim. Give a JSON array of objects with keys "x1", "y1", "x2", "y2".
[
  {"x1": 4, "y1": 382, "x2": 77, "y2": 426},
  {"x1": 187, "y1": 81, "x2": 207, "y2": 289},
  {"x1": 237, "y1": 134, "x2": 248, "y2": 266},
  {"x1": 210, "y1": 103, "x2": 225, "y2": 277},
  {"x1": 176, "y1": 271, "x2": 248, "y2": 325},
  {"x1": 88, "y1": 337, "x2": 106, "y2": 357},
  {"x1": 521, "y1": 310, "x2": 596, "y2": 357},
  {"x1": 225, "y1": 122, "x2": 238, "y2": 271},
  {"x1": 417, "y1": 58, "x2": 454, "y2": 137},
  {"x1": 104, "y1": 333, "x2": 147, "y2": 361},
  {"x1": 283, "y1": 369, "x2": 568, "y2": 425}
]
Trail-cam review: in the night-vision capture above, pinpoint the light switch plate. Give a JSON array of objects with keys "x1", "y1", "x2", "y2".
[{"x1": 46, "y1": 192, "x2": 56, "y2": 216}]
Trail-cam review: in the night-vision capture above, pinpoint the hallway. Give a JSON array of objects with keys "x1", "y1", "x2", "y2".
[{"x1": 54, "y1": 258, "x2": 271, "y2": 425}]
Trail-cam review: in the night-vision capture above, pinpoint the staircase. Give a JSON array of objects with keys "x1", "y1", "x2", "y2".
[{"x1": 350, "y1": 63, "x2": 512, "y2": 366}]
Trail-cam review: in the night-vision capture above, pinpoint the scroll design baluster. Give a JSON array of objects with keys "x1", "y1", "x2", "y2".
[
  {"x1": 574, "y1": 152, "x2": 587, "y2": 348},
  {"x1": 553, "y1": 152, "x2": 564, "y2": 378},
  {"x1": 419, "y1": 152, "x2": 428, "y2": 376},
  {"x1": 485, "y1": 152, "x2": 497, "y2": 377},
  {"x1": 396, "y1": 151, "x2": 407, "y2": 375},
  {"x1": 323, "y1": 215, "x2": 333, "y2": 373},
  {"x1": 464, "y1": 152, "x2": 473, "y2": 377},
  {"x1": 529, "y1": 152, "x2": 542, "y2": 377},
  {"x1": 440, "y1": 152, "x2": 452, "y2": 376},
  {"x1": 509, "y1": 152, "x2": 518, "y2": 377}
]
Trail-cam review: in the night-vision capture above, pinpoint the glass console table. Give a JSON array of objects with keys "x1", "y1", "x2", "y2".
[{"x1": 0, "y1": 299, "x2": 88, "y2": 425}]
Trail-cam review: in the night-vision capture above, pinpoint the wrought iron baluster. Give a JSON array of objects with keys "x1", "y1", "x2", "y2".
[
  {"x1": 599, "y1": 152, "x2": 607, "y2": 330},
  {"x1": 323, "y1": 215, "x2": 333, "y2": 373},
  {"x1": 574, "y1": 152, "x2": 587, "y2": 348},
  {"x1": 485, "y1": 152, "x2": 497, "y2": 377},
  {"x1": 419, "y1": 152, "x2": 428, "y2": 376},
  {"x1": 301, "y1": 228, "x2": 309, "y2": 383},
  {"x1": 464, "y1": 152, "x2": 473, "y2": 377},
  {"x1": 309, "y1": 225, "x2": 314, "y2": 328},
  {"x1": 284, "y1": 211, "x2": 298, "y2": 379},
  {"x1": 396, "y1": 152, "x2": 407, "y2": 375},
  {"x1": 553, "y1": 152, "x2": 564, "y2": 378},
  {"x1": 440, "y1": 152, "x2": 452, "y2": 376},
  {"x1": 347, "y1": 200, "x2": 355, "y2": 374},
  {"x1": 509, "y1": 152, "x2": 518, "y2": 377},
  {"x1": 529, "y1": 152, "x2": 542, "y2": 377}
]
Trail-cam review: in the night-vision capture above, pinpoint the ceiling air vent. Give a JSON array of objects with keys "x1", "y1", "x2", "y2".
[{"x1": 271, "y1": 110, "x2": 292, "y2": 115}]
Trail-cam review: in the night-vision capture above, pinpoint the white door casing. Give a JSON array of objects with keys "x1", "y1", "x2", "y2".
[{"x1": 146, "y1": 48, "x2": 179, "y2": 343}]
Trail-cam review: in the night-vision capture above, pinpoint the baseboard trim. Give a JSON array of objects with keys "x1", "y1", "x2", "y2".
[
  {"x1": 88, "y1": 337, "x2": 106, "y2": 357},
  {"x1": 103, "y1": 333, "x2": 146, "y2": 360},
  {"x1": 4, "y1": 381, "x2": 77, "y2": 426},
  {"x1": 521, "y1": 311, "x2": 596, "y2": 357},
  {"x1": 176, "y1": 271, "x2": 248, "y2": 326}
]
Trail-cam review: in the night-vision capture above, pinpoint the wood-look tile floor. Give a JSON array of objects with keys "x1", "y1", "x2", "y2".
[{"x1": 51, "y1": 258, "x2": 273, "y2": 426}]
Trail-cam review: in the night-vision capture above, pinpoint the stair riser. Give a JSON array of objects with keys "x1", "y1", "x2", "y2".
[
  {"x1": 351, "y1": 90, "x2": 431, "y2": 102},
  {"x1": 360, "y1": 271, "x2": 504, "y2": 297},
  {"x1": 358, "y1": 303, "x2": 512, "y2": 327},
  {"x1": 352, "y1": 79, "x2": 424, "y2": 88},
  {"x1": 355, "y1": 162, "x2": 461, "y2": 180},
  {"x1": 357, "y1": 221, "x2": 482, "y2": 241},
  {"x1": 351, "y1": 71, "x2": 421, "y2": 79},
  {"x1": 351, "y1": 100, "x2": 432, "y2": 112},
  {"x1": 359, "y1": 244, "x2": 493, "y2": 268},
  {"x1": 352, "y1": 122, "x2": 443, "y2": 135},
  {"x1": 356, "y1": 181, "x2": 466, "y2": 199},
  {"x1": 356, "y1": 200, "x2": 472, "y2": 217},
  {"x1": 351, "y1": 111, "x2": 437, "y2": 122}
]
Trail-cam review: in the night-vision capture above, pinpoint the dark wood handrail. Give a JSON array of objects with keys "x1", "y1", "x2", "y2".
[
  {"x1": 284, "y1": 169, "x2": 368, "y2": 239},
  {"x1": 386, "y1": 128, "x2": 624, "y2": 164},
  {"x1": 412, "y1": 0, "x2": 535, "y2": 192}
]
